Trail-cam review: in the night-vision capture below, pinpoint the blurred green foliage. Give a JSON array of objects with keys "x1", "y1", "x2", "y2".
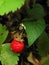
[
  {"x1": 38, "y1": 32, "x2": 49, "y2": 57},
  {"x1": 43, "y1": 59, "x2": 49, "y2": 65},
  {"x1": 47, "y1": 0, "x2": 49, "y2": 6},
  {"x1": 28, "y1": 4, "x2": 45, "y2": 20}
]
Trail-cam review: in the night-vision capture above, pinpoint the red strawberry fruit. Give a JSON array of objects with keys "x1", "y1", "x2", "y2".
[{"x1": 10, "y1": 40, "x2": 24, "y2": 53}]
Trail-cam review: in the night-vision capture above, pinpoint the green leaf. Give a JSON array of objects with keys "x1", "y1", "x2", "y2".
[
  {"x1": 0, "y1": 24, "x2": 3, "y2": 35},
  {"x1": 47, "y1": 0, "x2": 49, "y2": 6},
  {"x1": 0, "y1": 45, "x2": 1, "y2": 61},
  {"x1": 29, "y1": 3, "x2": 45, "y2": 20},
  {"x1": 0, "y1": 24, "x2": 9, "y2": 44},
  {"x1": 1, "y1": 43, "x2": 19, "y2": 65},
  {"x1": 43, "y1": 59, "x2": 49, "y2": 65},
  {"x1": 22, "y1": 18, "x2": 46, "y2": 47},
  {"x1": 0, "y1": 0, "x2": 4, "y2": 7},
  {"x1": 38, "y1": 32, "x2": 49, "y2": 57},
  {"x1": 0, "y1": 0, "x2": 25, "y2": 15}
]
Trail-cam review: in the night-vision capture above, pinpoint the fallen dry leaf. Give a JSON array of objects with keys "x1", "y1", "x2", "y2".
[{"x1": 27, "y1": 52, "x2": 42, "y2": 65}]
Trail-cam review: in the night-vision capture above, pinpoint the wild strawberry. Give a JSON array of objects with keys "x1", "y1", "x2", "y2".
[{"x1": 10, "y1": 40, "x2": 24, "y2": 53}]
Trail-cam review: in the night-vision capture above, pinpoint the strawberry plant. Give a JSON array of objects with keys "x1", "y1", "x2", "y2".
[{"x1": 0, "y1": 0, "x2": 49, "y2": 65}]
